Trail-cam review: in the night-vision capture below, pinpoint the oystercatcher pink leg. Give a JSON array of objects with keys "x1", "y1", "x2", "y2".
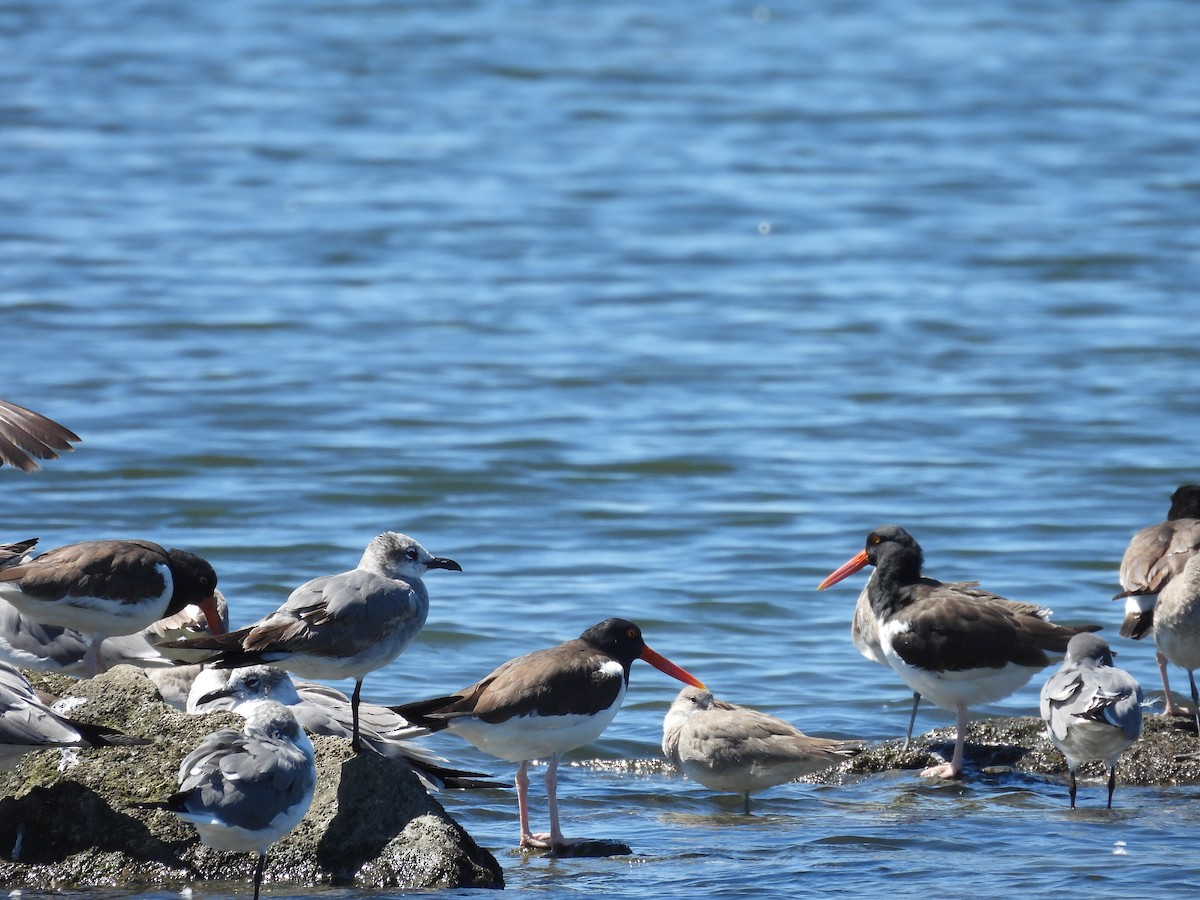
[
  {"x1": 393, "y1": 618, "x2": 705, "y2": 852},
  {"x1": 819, "y1": 525, "x2": 1100, "y2": 780}
]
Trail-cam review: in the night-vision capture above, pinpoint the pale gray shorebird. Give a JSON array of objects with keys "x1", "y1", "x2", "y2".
[
  {"x1": 0, "y1": 398, "x2": 80, "y2": 472},
  {"x1": 393, "y1": 618, "x2": 706, "y2": 853},
  {"x1": 1114, "y1": 484, "x2": 1200, "y2": 716},
  {"x1": 0, "y1": 659, "x2": 150, "y2": 773},
  {"x1": 819, "y1": 525, "x2": 1100, "y2": 779},
  {"x1": 188, "y1": 665, "x2": 495, "y2": 791},
  {"x1": 141, "y1": 698, "x2": 316, "y2": 900},
  {"x1": 662, "y1": 686, "x2": 862, "y2": 814},
  {"x1": 1040, "y1": 632, "x2": 1143, "y2": 809},
  {"x1": 1152, "y1": 552, "x2": 1200, "y2": 739},
  {"x1": 162, "y1": 532, "x2": 460, "y2": 752},
  {"x1": 0, "y1": 539, "x2": 222, "y2": 677}
]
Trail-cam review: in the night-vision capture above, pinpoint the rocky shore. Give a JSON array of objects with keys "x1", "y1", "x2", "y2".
[
  {"x1": 0, "y1": 666, "x2": 504, "y2": 892},
  {"x1": 3, "y1": 665, "x2": 1198, "y2": 892},
  {"x1": 843, "y1": 709, "x2": 1200, "y2": 785}
]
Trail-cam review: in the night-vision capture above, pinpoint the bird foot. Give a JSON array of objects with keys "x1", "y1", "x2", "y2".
[
  {"x1": 919, "y1": 762, "x2": 962, "y2": 779},
  {"x1": 521, "y1": 833, "x2": 591, "y2": 854},
  {"x1": 1161, "y1": 702, "x2": 1194, "y2": 718}
]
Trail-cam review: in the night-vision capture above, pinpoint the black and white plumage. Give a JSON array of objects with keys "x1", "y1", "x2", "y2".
[
  {"x1": 149, "y1": 698, "x2": 316, "y2": 900},
  {"x1": 187, "y1": 665, "x2": 494, "y2": 791},
  {"x1": 849, "y1": 573, "x2": 1052, "y2": 751},
  {"x1": 819, "y1": 525, "x2": 1099, "y2": 779},
  {"x1": 162, "y1": 532, "x2": 461, "y2": 753},
  {"x1": 393, "y1": 618, "x2": 706, "y2": 852},
  {"x1": 662, "y1": 686, "x2": 862, "y2": 814},
  {"x1": 0, "y1": 659, "x2": 150, "y2": 772},
  {"x1": 0, "y1": 399, "x2": 80, "y2": 472},
  {"x1": 0, "y1": 540, "x2": 222, "y2": 677},
  {"x1": 1, "y1": 582, "x2": 229, "y2": 680},
  {"x1": 1152, "y1": 552, "x2": 1200, "y2": 738},
  {"x1": 1040, "y1": 633, "x2": 1143, "y2": 809},
  {"x1": 1115, "y1": 484, "x2": 1200, "y2": 716}
]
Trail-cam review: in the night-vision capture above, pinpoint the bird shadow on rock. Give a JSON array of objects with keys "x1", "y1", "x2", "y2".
[
  {"x1": 0, "y1": 781, "x2": 186, "y2": 871},
  {"x1": 314, "y1": 752, "x2": 433, "y2": 884}
]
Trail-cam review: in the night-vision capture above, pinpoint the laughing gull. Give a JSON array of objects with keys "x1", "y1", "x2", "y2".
[
  {"x1": 1114, "y1": 484, "x2": 1200, "y2": 716},
  {"x1": 1040, "y1": 632, "x2": 1143, "y2": 808},
  {"x1": 662, "y1": 686, "x2": 863, "y2": 814},
  {"x1": 145, "y1": 698, "x2": 316, "y2": 900},
  {"x1": 0, "y1": 539, "x2": 222, "y2": 677},
  {"x1": 187, "y1": 665, "x2": 495, "y2": 791},
  {"x1": 0, "y1": 660, "x2": 150, "y2": 773},
  {"x1": 0, "y1": 398, "x2": 80, "y2": 472},
  {"x1": 162, "y1": 532, "x2": 460, "y2": 752},
  {"x1": 1152, "y1": 552, "x2": 1200, "y2": 738},
  {"x1": 819, "y1": 525, "x2": 1100, "y2": 779},
  {"x1": 393, "y1": 617, "x2": 706, "y2": 853}
]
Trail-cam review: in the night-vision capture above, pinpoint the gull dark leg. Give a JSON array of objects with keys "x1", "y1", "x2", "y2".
[
  {"x1": 902, "y1": 691, "x2": 921, "y2": 751},
  {"x1": 1068, "y1": 770, "x2": 1077, "y2": 810},
  {"x1": 253, "y1": 851, "x2": 267, "y2": 900},
  {"x1": 1190, "y1": 670, "x2": 1200, "y2": 738},
  {"x1": 1106, "y1": 766, "x2": 1117, "y2": 809},
  {"x1": 351, "y1": 679, "x2": 363, "y2": 753}
]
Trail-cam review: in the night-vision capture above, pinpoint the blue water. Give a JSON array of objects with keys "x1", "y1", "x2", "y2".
[{"x1": 4, "y1": 0, "x2": 1200, "y2": 896}]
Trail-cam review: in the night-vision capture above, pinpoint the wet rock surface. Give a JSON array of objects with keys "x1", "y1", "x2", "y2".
[
  {"x1": 0, "y1": 666, "x2": 504, "y2": 891},
  {"x1": 844, "y1": 711, "x2": 1200, "y2": 785}
]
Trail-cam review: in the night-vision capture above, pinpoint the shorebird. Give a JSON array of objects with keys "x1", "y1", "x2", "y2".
[
  {"x1": 1040, "y1": 633, "x2": 1143, "y2": 809},
  {"x1": 0, "y1": 660, "x2": 150, "y2": 772},
  {"x1": 0, "y1": 581, "x2": 229, "y2": 679},
  {"x1": 818, "y1": 525, "x2": 1099, "y2": 779},
  {"x1": 143, "y1": 698, "x2": 316, "y2": 900},
  {"x1": 0, "y1": 399, "x2": 80, "y2": 472},
  {"x1": 162, "y1": 532, "x2": 460, "y2": 752},
  {"x1": 1152, "y1": 552, "x2": 1200, "y2": 738},
  {"x1": 188, "y1": 664, "x2": 495, "y2": 791},
  {"x1": 1114, "y1": 484, "x2": 1200, "y2": 716},
  {"x1": 851, "y1": 579, "x2": 922, "y2": 749},
  {"x1": 662, "y1": 685, "x2": 862, "y2": 814},
  {"x1": 393, "y1": 617, "x2": 706, "y2": 852},
  {"x1": 0, "y1": 539, "x2": 222, "y2": 677},
  {"x1": 851, "y1": 574, "x2": 1056, "y2": 750}
]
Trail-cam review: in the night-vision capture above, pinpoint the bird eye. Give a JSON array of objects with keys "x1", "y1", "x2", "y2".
[
  {"x1": 245, "y1": 675, "x2": 259, "y2": 688},
  {"x1": 869, "y1": 534, "x2": 881, "y2": 545},
  {"x1": 626, "y1": 627, "x2": 637, "y2": 639},
  {"x1": 406, "y1": 548, "x2": 419, "y2": 560}
]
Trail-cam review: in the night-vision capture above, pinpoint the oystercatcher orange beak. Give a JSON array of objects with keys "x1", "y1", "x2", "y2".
[
  {"x1": 817, "y1": 549, "x2": 870, "y2": 590},
  {"x1": 640, "y1": 645, "x2": 706, "y2": 689},
  {"x1": 198, "y1": 595, "x2": 226, "y2": 635}
]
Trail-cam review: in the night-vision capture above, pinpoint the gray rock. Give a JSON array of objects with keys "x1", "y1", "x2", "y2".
[
  {"x1": 0, "y1": 666, "x2": 503, "y2": 891},
  {"x1": 844, "y1": 711, "x2": 1200, "y2": 785}
]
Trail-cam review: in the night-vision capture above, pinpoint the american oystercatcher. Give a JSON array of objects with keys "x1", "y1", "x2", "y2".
[
  {"x1": 819, "y1": 524, "x2": 1099, "y2": 778},
  {"x1": 0, "y1": 539, "x2": 222, "y2": 677},
  {"x1": 393, "y1": 617, "x2": 706, "y2": 852}
]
